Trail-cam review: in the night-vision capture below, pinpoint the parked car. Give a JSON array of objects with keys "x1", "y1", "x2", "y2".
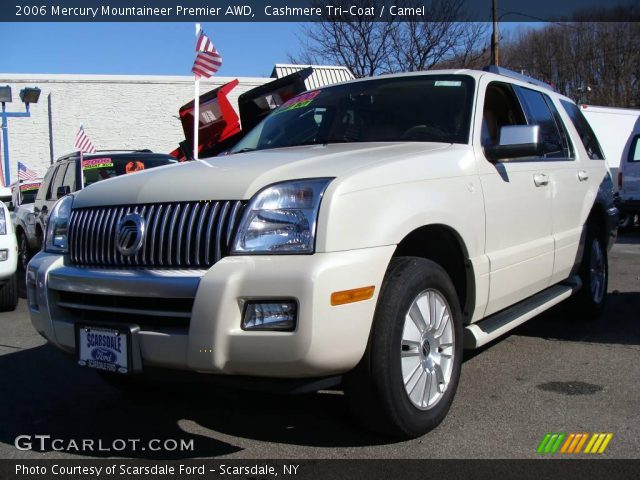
[
  {"x1": 28, "y1": 67, "x2": 617, "y2": 438},
  {"x1": 581, "y1": 105, "x2": 640, "y2": 228},
  {"x1": 0, "y1": 200, "x2": 18, "y2": 311},
  {"x1": 0, "y1": 186, "x2": 11, "y2": 219},
  {"x1": 11, "y1": 180, "x2": 42, "y2": 270},
  {"x1": 32, "y1": 150, "x2": 178, "y2": 251}
]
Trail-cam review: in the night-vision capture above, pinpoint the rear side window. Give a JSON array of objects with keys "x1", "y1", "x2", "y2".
[
  {"x1": 560, "y1": 100, "x2": 605, "y2": 160},
  {"x1": 516, "y1": 87, "x2": 571, "y2": 158},
  {"x1": 630, "y1": 135, "x2": 640, "y2": 162},
  {"x1": 61, "y1": 162, "x2": 77, "y2": 193},
  {"x1": 37, "y1": 166, "x2": 56, "y2": 203},
  {"x1": 47, "y1": 164, "x2": 67, "y2": 201}
]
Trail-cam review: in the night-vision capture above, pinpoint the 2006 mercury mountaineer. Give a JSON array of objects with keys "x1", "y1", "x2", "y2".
[{"x1": 28, "y1": 67, "x2": 617, "y2": 438}]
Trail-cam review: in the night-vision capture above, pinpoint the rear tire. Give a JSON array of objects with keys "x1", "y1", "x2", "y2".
[
  {"x1": 567, "y1": 221, "x2": 608, "y2": 319},
  {"x1": 345, "y1": 257, "x2": 463, "y2": 439},
  {"x1": 0, "y1": 274, "x2": 19, "y2": 312}
]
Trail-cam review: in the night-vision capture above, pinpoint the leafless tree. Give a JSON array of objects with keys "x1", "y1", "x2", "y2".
[
  {"x1": 290, "y1": 0, "x2": 487, "y2": 77},
  {"x1": 501, "y1": 7, "x2": 640, "y2": 107},
  {"x1": 290, "y1": 0, "x2": 396, "y2": 77},
  {"x1": 385, "y1": 0, "x2": 488, "y2": 72}
]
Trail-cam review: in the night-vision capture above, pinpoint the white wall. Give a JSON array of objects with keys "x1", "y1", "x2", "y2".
[{"x1": 0, "y1": 73, "x2": 270, "y2": 183}]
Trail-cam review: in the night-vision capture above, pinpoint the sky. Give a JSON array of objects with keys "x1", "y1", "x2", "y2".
[
  {"x1": 0, "y1": 23, "x2": 306, "y2": 77},
  {"x1": 0, "y1": 22, "x2": 536, "y2": 78}
]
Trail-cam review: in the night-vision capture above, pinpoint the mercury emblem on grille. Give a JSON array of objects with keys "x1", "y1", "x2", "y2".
[{"x1": 115, "y1": 213, "x2": 146, "y2": 256}]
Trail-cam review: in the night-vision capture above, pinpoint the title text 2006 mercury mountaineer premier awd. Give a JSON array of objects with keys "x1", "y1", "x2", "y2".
[{"x1": 28, "y1": 68, "x2": 617, "y2": 437}]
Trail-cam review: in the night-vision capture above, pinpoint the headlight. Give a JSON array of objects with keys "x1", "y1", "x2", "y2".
[
  {"x1": 26, "y1": 213, "x2": 36, "y2": 225},
  {"x1": 232, "y1": 178, "x2": 332, "y2": 254},
  {"x1": 0, "y1": 207, "x2": 5, "y2": 235},
  {"x1": 45, "y1": 195, "x2": 74, "y2": 254}
]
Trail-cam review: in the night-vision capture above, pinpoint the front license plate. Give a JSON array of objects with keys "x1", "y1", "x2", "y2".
[{"x1": 77, "y1": 326, "x2": 130, "y2": 374}]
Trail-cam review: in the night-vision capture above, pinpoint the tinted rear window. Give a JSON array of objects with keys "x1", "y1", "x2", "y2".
[
  {"x1": 560, "y1": 101, "x2": 604, "y2": 159},
  {"x1": 82, "y1": 156, "x2": 176, "y2": 187}
]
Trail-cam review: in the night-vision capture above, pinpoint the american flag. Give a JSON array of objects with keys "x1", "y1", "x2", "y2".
[
  {"x1": 192, "y1": 29, "x2": 222, "y2": 78},
  {"x1": 17, "y1": 162, "x2": 38, "y2": 181},
  {"x1": 74, "y1": 125, "x2": 97, "y2": 154}
]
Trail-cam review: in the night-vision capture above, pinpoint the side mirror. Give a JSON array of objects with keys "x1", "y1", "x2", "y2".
[
  {"x1": 485, "y1": 125, "x2": 542, "y2": 162},
  {"x1": 56, "y1": 185, "x2": 71, "y2": 198},
  {"x1": 7, "y1": 201, "x2": 14, "y2": 212}
]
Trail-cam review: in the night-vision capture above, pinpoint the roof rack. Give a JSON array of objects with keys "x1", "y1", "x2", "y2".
[{"x1": 482, "y1": 65, "x2": 555, "y2": 92}]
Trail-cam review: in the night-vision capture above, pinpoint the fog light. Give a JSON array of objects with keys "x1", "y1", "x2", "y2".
[
  {"x1": 242, "y1": 301, "x2": 297, "y2": 331},
  {"x1": 0, "y1": 249, "x2": 8, "y2": 261}
]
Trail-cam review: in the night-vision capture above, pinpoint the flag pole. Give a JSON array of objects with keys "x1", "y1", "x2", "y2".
[
  {"x1": 79, "y1": 150, "x2": 84, "y2": 190},
  {"x1": 193, "y1": 23, "x2": 201, "y2": 161}
]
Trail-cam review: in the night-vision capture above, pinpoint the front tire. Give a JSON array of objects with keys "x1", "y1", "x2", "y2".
[
  {"x1": 0, "y1": 274, "x2": 19, "y2": 312},
  {"x1": 345, "y1": 257, "x2": 463, "y2": 438}
]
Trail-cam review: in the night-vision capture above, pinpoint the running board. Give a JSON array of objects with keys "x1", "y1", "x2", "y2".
[{"x1": 464, "y1": 276, "x2": 582, "y2": 349}]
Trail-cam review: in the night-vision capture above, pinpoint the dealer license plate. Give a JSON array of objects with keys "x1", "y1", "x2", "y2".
[{"x1": 77, "y1": 326, "x2": 130, "y2": 374}]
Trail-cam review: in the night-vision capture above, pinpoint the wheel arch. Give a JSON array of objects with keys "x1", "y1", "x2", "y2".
[
  {"x1": 34, "y1": 222, "x2": 45, "y2": 249},
  {"x1": 392, "y1": 224, "x2": 475, "y2": 323}
]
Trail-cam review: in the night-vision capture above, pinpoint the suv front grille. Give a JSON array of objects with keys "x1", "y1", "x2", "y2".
[{"x1": 69, "y1": 200, "x2": 245, "y2": 268}]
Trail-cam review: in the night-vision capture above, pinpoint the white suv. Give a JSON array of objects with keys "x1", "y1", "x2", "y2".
[
  {"x1": 0, "y1": 200, "x2": 18, "y2": 311},
  {"x1": 28, "y1": 68, "x2": 617, "y2": 438}
]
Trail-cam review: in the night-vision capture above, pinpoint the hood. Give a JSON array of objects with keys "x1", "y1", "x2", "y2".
[
  {"x1": 73, "y1": 142, "x2": 451, "y2": 208},
  {"x1": 16, "y1": 203, "x2": 35, "y2": 214}
]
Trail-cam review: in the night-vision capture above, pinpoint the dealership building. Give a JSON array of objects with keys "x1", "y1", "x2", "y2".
[{"x1": 0, "y1": 64, "x2": 354, "y2": 185}]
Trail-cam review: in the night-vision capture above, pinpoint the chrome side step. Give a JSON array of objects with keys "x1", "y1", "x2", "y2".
[{"x1": 464, "y1": 276, "x2": 582, "y2": 349}]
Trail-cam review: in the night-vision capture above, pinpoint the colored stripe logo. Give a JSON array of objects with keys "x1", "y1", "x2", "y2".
[{"x1": 537, "y1": 433, "x2": 613, "y2": 454}]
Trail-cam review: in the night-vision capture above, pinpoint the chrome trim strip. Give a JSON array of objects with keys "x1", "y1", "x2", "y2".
[
  {"x1": 215, "y1": 201, "x2": 231, "y2": 263},
  {"x1": 48, "y1": 266, "x2": 203, "y2": 298},
  {"x1": 204, "y1": 202, "x2": 220, "y2": 265},
  {"x1": 56, "y1": 301, "x2": 192, "y2": 319},
  {"x1": 194, "y1": 201, "x2": 210, "y2": 267}
]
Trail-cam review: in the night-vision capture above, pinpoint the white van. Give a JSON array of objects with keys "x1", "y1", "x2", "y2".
[{"x1": 581, "y1": 105, "x2": 640, "y2": 227}]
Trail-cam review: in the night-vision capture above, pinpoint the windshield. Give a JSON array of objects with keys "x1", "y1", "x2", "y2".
[
  {"x1": 82, "y1": 156, "x2": 177, "y2": 188},
  {"x1": 231, "y1": 75, "x2": 475, "y2": 154}
]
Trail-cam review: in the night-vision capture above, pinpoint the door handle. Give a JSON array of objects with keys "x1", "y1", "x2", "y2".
[
  {"x1": 533, "y1": 173, "x2": 549, "y2": 187},
  {"x1": 577, "y1": 170, "x2": 589, "y2": 182}
]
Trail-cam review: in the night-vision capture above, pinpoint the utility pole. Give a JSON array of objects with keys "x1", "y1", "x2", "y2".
[{"x1": 491, "y1": 0, "x2": 500, "y2": 66}]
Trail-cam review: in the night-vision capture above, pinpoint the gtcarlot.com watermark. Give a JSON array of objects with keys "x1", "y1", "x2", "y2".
[{"x1": 14, "y1": 435, "x2": 194, "y2": 453}]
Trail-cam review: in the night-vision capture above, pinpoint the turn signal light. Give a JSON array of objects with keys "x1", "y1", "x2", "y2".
[{"x1": 331, "y1": 286, "x2": 375, "y2": 306}]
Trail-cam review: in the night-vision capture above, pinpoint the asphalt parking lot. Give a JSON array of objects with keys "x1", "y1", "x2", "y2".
[{"x1": 1, "y1": 232, "x2": 639, "y2": 460}]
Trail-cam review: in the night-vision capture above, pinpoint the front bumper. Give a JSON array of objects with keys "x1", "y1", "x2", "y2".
[
  {"x1": 615, "y1": 198, "x2": 640, "y2": 215},
  {"x1": 604, "y1": 206, "x2": 619, "y2": 251},
  {"x1": 28, "y1": 246, "x2": 394, "y2": 378}
]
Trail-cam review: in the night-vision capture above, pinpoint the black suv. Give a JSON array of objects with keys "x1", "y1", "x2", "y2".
[{"x1": 33, "y1": 150, "x2": 177, "y2": 250}]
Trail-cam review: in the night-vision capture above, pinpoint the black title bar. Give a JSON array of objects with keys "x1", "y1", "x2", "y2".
[{"x1": 3, "y1": 0, "x2": 640, "y2": 22}]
